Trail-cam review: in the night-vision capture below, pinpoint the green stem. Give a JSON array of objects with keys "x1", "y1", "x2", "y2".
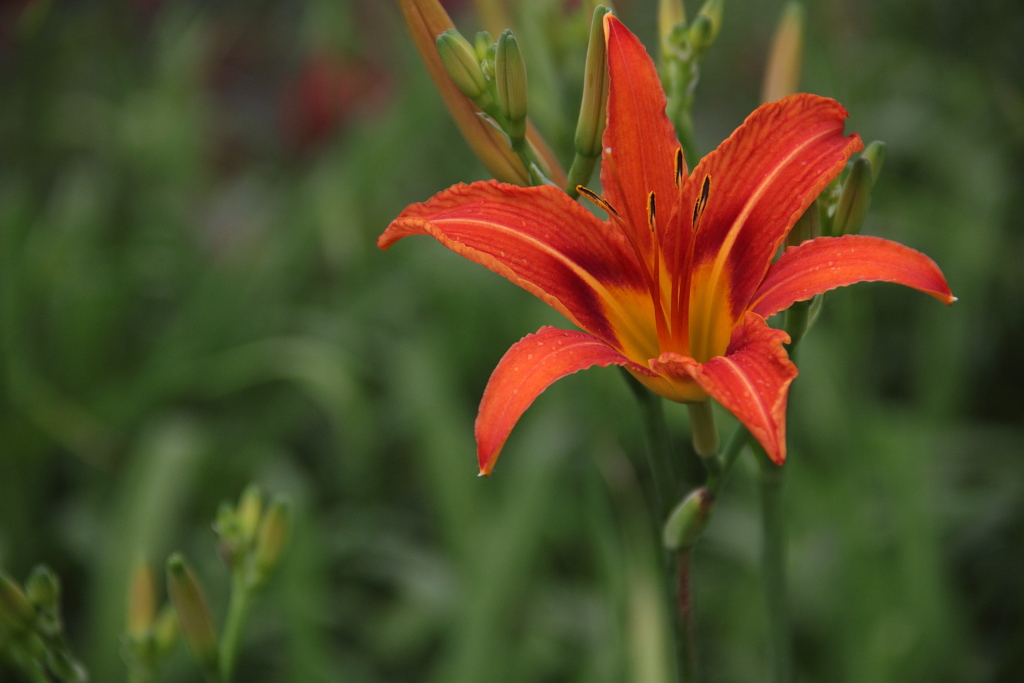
[
  {"x1": 687, "y1": 401, "x2": 719, "y2": 457},
  {"x1": 675, "y1": 550, "x2": 698, "y2": 682},
  {"x1": 756, "y1": 445, "x2": 791, "y2": 683},
  {"x1": 218, "y1": 572, "x2": 251, "y2": 683},
  {"x1": 620, "y1": 370, "x2": 678, "y2": 518}
]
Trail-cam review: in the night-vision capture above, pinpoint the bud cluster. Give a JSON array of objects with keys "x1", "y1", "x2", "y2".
[
  {"x1": 0, "y1": 566, "x2": 87, "y2": 682},
  {"x1": 118, "y1": 484, "x2": 291, "y2": 683}
]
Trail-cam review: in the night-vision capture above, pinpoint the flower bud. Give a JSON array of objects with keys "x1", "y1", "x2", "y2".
[
  {"x1": 252, "y1": 498, "x2": 291, "y2": 587},
  {"x1": 861, "y1": 140, "x2": 886, "y2": 182},
  {"x1": 574, "y1": 6, "x2": 610, "y2": 159},
  {"x1": 495, "y1": 29, "x2": 528, "y2": 143},
  {"x1": 658, "y1": 0, "x2": 686, "y2": 61},
  {"x1": 663, "y1": 487, "x2": 715, "y2": 551},
  {"x1": 166, "y1": 554, "x2": 219, "y2": 675},
  {"x1": 833, "y1": 157, "x2": 873, "y2": 236},
  {"x1": 126, "y1": 558, "x2": 157, "y2": 640},
  {"x1": 786, "y1": 200, "x2": 819, "y2": 249},
  {"x1": 437, "y1": 29, "x2": 490, "y2": 103},
  {"x1": 761, "y1": 2, "x2": 804, "y2": 103},
  {"x1": 474, "y1": 31, "x2": 494, "y2": 62},
  {"x1": 689, "y1": 0, "x2": 723, "y2": 57},
  {"x1": 236, "y1": 484, "x2": 263, "y2": 546},
  {"x1": 26, "y1": 565, "x2": 60, "y2": 612},
  {"x1": 0, "y1": 571, "x2": 35, "y2": 632},
  {"x1": 152, "y1": 605, "x2": 179, "y2": 660}
]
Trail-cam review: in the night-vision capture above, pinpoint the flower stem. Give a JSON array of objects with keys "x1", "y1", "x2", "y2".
[
  {"x1": 218, "y1": 571, "x2": 251, "y2": 683},
  {"x1": 675, "y1": 549, "x2": 698, "y2": 682},
  {"x1": 621, "y1": 370, "x2": 678, "y2": 518},
  {"x1": 755, "y1": 443, "x2": 791, "y2": 683},
  {"x1": 687, "y1": 401, "x2": 719, "y2": 457}
]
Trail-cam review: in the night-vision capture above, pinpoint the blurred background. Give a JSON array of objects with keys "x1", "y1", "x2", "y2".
[{"x1": 0, "y1": 0, "x2": 1021, "y2": 681}]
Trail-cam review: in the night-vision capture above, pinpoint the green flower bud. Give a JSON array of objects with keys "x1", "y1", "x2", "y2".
[
  {"x1": 861, "y1": 140, "x2": 886, "y2": 182},
  {"x1": 437, "y1": 29, "x2": 490, "y2": 104},
  {"x1": 663, "y1": 487, "x2": 715, "y2": 551},
  {"x1": 474, "y1": 31, "x2": 494, "y2": 62},
  {"x1": 166, "y1": 554, "x2": 219, "y2": 675},
  {"x1": 152, "y1": 605, "x2": 179, "y2": 660},
  {"x1": 26, "y1": 565, "x2": 60, "y2": 611},
  {"x1": 574, "y1": 6, "x2": 610, "y2": 159},
  {"x1": 786, "y1": 200, "x2": 819, "y2": 249},
  {"x1": 236, "y1": 483, "x2": 263, "y2": 546},
  {"x1": 658, "y1": 0, "x2": 686, "y2": 61},
  {"x1": 689, "y1": 0, "x2": 723, "y2": 57},
  {"x1": 0, "y1": 571, "x2": 36, "y2": 632},
  {"x1": 252, "y1": 498, "x2": 291, "y2": 587},
  {"x1": 833, "y1": 156, "x2": 873, "y2": 236},
  {"x1": 495, "y1": 29, "x2": 528, "y2": 143},
  {"x1": 125, "y1": 558, "x2": 157, "y2": 640}
]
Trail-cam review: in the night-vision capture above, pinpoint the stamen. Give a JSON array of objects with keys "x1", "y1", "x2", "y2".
[
  {"x1": 674, "y1": 148, "x2": 685, "y2": 187},
  {"x1": 576, "y1": 185, "x2": 621, "y2": 219},
  {"x1": 647, "y1": 192, "x2": 656, "y2": 232},
  {"x1": 692, "y1": 175, "x2": 711, "y2": 231}
]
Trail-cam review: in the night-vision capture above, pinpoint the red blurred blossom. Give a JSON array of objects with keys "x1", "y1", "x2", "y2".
[{"x1": 279, "y1": 52, "x2": 391, "y2": 153}]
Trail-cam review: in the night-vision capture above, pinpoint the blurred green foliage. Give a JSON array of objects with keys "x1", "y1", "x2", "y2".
[{"x1": 0, "y1": 0, "x2": 1021, "y2": 681}]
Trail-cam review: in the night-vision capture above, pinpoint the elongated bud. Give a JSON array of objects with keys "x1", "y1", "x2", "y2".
[
  {"x1": 762, "y1": 2, "x2": 805, "y2": 103},
  {"x1": 397, "y1": 0, "x2": 566, "y2": 187},
  {"x1": 166, "y1": 554, "x2": 218, "y2": 675},
  {"x1": 126, "y1": 558, "x2": 157, "y2": 639},
  {"x1": 152, "y1": 605, "x2": 179, "y2": 660},
  {"x1": 253, "y1": 498, "x2": 291, "y2": 587},
  {"x1": 0, "y1": 572, "x2": 35, "y2": 632},
  {"x1": 495, "y1": 29, "x2": 528, "y2": 143},
  {"x1": 689, "y1": 0, "x2": 723, "y2": 57},
  {"x1": 861, "y1": 140, "x2": 886, "y2": 182},
  {"x1": 474, "y1": 31, "x2": 493, "y2": 62},
  {"x1": 786, "y1": 200, "x2": 819, "y2": 248},
  {"x1": 437, "y1": 29, "x2": 490, "y2": 103},
  {"x1": 658, "y1": 0, "x2": 686, "y2": 61},
  {"x1": 663, "y1": 488, "x2": 715, "y2": 550},
  {"x1": 574, "y1": 6, "x2": 610, "y2": 158},
  {"x1": 26, "y1": 565, "x2": 60, "y2": 611},
  {"x1": 236, "y1": 484, "x2": 263, "y2": 546},
  {"x1": 833, "y1": 157, "x2": 873, "y2": 236}
]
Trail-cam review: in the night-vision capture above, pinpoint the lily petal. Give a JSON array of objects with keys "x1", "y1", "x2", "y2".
[
  {"x1": 601, "y1": 14, "x2": 682, "y2": 253},
  {"x1": 652, "y1": 313, "x2": 796, "y2": 464},
  {"x1": 380, "y1": 181, "x2": 645, "y2": 346},
  {"x1": 685, "y1": 95, "x2": 862, "y2": 360},
  {"x1": 750, "y1": 234, "x2": 956, "y2": 319},
  {"x1": 476, "y1": 326, "x2": 653, "y2": 475}
]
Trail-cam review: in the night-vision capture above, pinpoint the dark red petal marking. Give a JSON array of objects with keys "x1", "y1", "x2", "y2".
[
  {"x1": 651, "y1": 313, "x2": 797, "y2": 464},
  {"x1": 476, "y1": 326, "x2": 654, "y2": 475},
  {"x1": 749, "y1": 234, "x2": 956, "y2": 318},
  {"x1": 380, "y1": 181, "x2": 646, "y2": 345}
]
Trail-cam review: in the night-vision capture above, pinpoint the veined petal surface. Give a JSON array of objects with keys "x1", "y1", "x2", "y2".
[
  {"x1": 600, "y1": 14, "x2": 682, "y2": 256},
  {"x1": 380, "y1": 181, "x2": 646, "y2": 346},
  {"x1": 652, "y1": 313, "x2": 797, "y2": 464},
  {"x1": 750, "y1": 234, "x2": 955, "y2": 318},
  {"x1": 684, "y1": 95, "x2": 862, "y2": 360},
  {"x1": 476, "y1": 326, "x2": 653, "y2": 475}
]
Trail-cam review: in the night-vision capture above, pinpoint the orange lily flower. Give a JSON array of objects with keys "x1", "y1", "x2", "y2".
[{"x1": 380, "y1": 15, "x2": 954, "y2": 475}]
